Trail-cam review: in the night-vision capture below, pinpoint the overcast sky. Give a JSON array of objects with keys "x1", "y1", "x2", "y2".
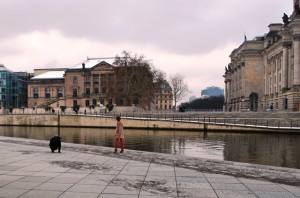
[{"x1": 0, "y1": 0, "x2": 293, "y2": 101}]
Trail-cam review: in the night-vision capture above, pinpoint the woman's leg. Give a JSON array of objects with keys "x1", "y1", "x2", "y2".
[
  {"x1": 120, "y1": 138, "x2": 124, "y2": 153},
  {"x1": 114, "y1": 138, "x2": 119, "y2": 153}
]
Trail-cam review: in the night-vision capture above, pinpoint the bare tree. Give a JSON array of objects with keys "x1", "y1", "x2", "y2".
[
  {"x1": 169, "y1": 73, "x2": 189, "y2": 110},
  {"x1": 114, "y1": 50, "x2": 162, "y2": 109}
]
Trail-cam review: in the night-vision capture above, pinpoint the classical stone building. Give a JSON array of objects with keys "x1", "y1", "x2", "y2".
[
  {"x1": 28, "y1": 58, "x2": 115, "y2": 109},
  {"x1": 28, "y1": 70, "x2": 65, "y2": 108},
  {"x1": 155, "y1": 80, "x2": 173, "y2": 110},
  {"x1": 224, "y1": 1, "x2": 300, "y2": 111}
]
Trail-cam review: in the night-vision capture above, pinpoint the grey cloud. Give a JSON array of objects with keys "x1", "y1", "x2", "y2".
[{"x1": 0, "y1": 0, "x2": 292, "y2": 55}]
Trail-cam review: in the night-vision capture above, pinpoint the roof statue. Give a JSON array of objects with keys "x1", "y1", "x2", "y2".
[{"x1": 282, "y1": 13, "x2": 290, "y2": 25}]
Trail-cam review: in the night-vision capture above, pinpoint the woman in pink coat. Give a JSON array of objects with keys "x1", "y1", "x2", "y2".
[{"x1": 113, "y1": 116, "x2": 125, "y2": 153}]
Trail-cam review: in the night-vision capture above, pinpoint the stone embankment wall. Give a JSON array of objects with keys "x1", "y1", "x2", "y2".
[{"x1": 0, "y1": 114, "x2": 297, "y2": 133}]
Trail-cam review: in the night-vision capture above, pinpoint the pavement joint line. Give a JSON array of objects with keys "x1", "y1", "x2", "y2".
[
  {"x1": 203, "y1": 171, "x2": 220, "y2": 198},
  {"x1": 173, "y1": 157, "x2": 180, "y2": 198},
  {"x1": 235, "y1": 177, "x2": 258, "y2": 198},
  {"x1": 137, "y1": 158, "x2": 151, "y2": 197},
  {"x1": 56, "y1": 153, "x2": 98, "y2": 197},
  {"x1": 99, "y1": 153, "x2": 131, "y2": 196}
]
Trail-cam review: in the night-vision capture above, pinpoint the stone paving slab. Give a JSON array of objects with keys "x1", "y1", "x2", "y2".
[{"x1": 0, "y1": 136, "x2": 300, "y2": 198}]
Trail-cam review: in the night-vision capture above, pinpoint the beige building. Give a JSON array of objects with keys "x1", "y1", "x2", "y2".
[
  {"x1": 155, "y1": 80, "x2": 173, "y2": 110},
  {"x1": 224, "y1": 1, "x2": 300, "y2": 111},
  {"x1": 28, "y1": 58, "x2": 115, "y2": 109}
]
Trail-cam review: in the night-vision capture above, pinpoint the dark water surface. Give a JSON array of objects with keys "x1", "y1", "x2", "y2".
[{"x1": 1, "y1": 126, "x2": 300, "y2": 169}]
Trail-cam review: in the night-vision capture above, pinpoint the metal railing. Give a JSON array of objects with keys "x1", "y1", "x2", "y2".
[{"x1": 3, "y1": 109, "x2": 300, "y2": 129}]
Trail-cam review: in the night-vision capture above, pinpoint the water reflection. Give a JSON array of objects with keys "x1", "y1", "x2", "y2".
[{"x1": 1, "y1": 126, "x2": 300, "y2": 169}]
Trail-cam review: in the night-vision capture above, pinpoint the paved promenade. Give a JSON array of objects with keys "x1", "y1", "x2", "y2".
[{"x1": 0, "y1": 136, "x2": 299, "y2": 198}]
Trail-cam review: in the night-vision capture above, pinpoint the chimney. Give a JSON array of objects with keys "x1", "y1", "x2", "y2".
[{"x1": 82, "y1": 63, "x2": 85, "y2": 69}]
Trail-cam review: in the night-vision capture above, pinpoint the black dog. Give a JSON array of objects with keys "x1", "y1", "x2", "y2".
[{"x1": 49, "y1": 135, "x2": 61, "y2": 153}]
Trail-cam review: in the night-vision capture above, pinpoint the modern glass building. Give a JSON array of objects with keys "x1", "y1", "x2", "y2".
[
  {"x1": 201, "y1": 86, "x2": 224, "y2": 97},
  {"x1": 0, "y1": 65, "x2": 32, "y2": 109}
]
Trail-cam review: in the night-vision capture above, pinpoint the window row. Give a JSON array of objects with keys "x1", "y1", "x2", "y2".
[
  {"x1": 33, "y1": 87, "x2": 110, "y2": 98},
  {"x1": 73, "y1": 75, "x2": 114, "y2": 84},
  {"x1": 33, "y1": 88, "x2": 63, "y2": 99}
]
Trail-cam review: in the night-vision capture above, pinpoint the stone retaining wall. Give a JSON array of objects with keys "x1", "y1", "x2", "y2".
[{"x1": 0, "y1": 114, "x2": 298, "y2": 133}]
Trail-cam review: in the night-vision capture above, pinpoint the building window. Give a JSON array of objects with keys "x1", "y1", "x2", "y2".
[
  {"x1": 85, "y1": 100, "x2": 90, "y2": 107},
  {"x1": 45, "y1": 88, "x2": 51, "y2": 98},
  {"x1": 93, "y1": 75, "x2": 99, "y2": 83},
  {"x1": 73, "y1": 76, "x2": 78, "y2": 84},
  {"x1": 73, "y1": 89, "x2": 78, "y2": 97},
  {"x1": 57, "y1": 87, "x2": 63, "y2": 97},
  {"x1": 73, "y1": 100, "x2": 77, "y2": 107},
  {"x1": 85, "y1": 76, "x2": 90, "y2": 83},
  {"x1": 92, "y1": 99, "x2": 97, "y2": 105},
  {"x1": 94, "y1": 88, "x2": 99, "y2": 94},
  {"x1": 102, "y1": 87, "x2": 106, "y2": 93},
  {"x1": 33, "y1": 88, "x2": 39, "y2": 98},
  {"x1": 86, "y1": 88, "x2": 90, "y2": 96},
  {"x1": 1, "y1": 88, "x2": 5, "y2": 93},
  {"x1": 2, "y1": 95, "x2": 6, "y2": 100}
]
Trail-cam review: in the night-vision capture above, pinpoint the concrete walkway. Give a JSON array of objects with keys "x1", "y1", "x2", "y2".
[{"x1": 0, "y1": 136, "x2": 299, "y2": 198}]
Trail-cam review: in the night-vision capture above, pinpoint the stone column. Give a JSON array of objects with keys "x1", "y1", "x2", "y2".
[
  {"x1": 294, "y1": 37, "x2": 300, "y2": 85},
  {"x1": 224, "y1": 81, "x2": 227, "y2": 102},
  {"x1": 282, "y1": 43, "x2": 289, "y2": 89},
  {"x1": 264, "y1": 60, "x2": 268, "y2": 95},
  {"x1": 90, "y1": 74, "x2": 93, "y2": 94}
]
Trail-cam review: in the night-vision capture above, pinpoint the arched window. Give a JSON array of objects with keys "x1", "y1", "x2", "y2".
[{"x1": 249, "y1": 92, "x2": 258, "y2": 111}]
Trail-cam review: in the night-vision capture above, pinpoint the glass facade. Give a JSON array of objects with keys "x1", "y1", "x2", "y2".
[{"x1": 0, "y1": 66, "x2": 31, "y2": 108}]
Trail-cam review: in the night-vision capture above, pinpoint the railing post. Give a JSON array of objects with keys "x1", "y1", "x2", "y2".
[
  {"x1": 266, "y1": 120, "x2": 268, "y2": 128},
  {"x1": 278, "y1": 121, "x2": 280, "y2": 128},
  {"x1": 291, "y1": 120, "x2": 293, "y2": 129}
]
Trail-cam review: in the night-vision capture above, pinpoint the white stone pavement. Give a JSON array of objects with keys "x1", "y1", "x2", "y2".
[{"x1": 0, "y1": 136, "x2": 299, "y2": 198}]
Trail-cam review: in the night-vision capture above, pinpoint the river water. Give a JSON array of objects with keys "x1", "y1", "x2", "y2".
[{"x1": 1, "y1": 126, "x2": 300, "y2": 169}]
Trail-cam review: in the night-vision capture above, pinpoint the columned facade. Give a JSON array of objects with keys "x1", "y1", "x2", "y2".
[
  {"x1": 224, "y1": 2, "x2": 300, "y2": 111},
  {"x1": 223, "y1": 41, "x2": 264, "y2": 111}
]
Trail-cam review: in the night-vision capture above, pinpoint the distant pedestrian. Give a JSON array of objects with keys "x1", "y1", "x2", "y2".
[{"x1": 113, "y1": 116, "x2": 125, "y2": 153}]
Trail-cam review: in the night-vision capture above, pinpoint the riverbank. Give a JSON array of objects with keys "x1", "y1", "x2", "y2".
[
  {"x1": 0, "y1": 136, "x2": 299, "y2": 197},
  {"x1": 0, "y1": 112, "x2": 300, "y2": 133}
]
